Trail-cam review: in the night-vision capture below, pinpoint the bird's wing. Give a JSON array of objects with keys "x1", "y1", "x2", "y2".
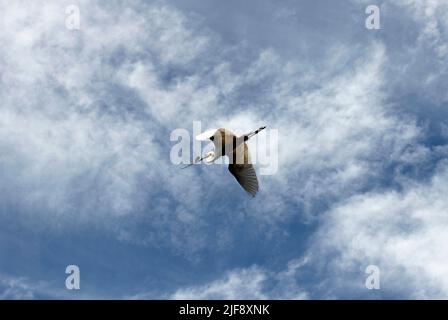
[
  {"x1": 229, "y1": 163, "x2": 259, "y2": 197},
  {"x1": 228, "y1": 143, "x2": 259, "y2": 197}
]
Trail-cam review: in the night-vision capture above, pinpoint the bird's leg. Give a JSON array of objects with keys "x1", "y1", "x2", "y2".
[{"x1": 243, "y1": 126, "x2": 267, "y2": 141}]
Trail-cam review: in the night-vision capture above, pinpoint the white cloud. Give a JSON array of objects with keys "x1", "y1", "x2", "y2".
[
  {"x1": 0, "y1": 276, "x2": 35, "y2": 300},
  {"x1": 241, "y1": 42, "x2": 423, "y2": 225},
  {"x1": 171, "y1": 257, "x2": 309, "y2": 300},
  {"x1": 0, "y1": 1, "x2": 211, "y2": 251},
  {"x1": 1, "y1": 0, "x2": 448, "y2": 299},
  {"x1": 392, "y1": 0, "x2": 448, "y2": 54},
  {"x1": 309, "y1": 161, "x2": 448, "y2": 298},
  {"x1": 0, "y1": 273, "x2": 107, "y2": 299},
  {"x1": 355, "y1": 0, "x2": 448, "y2": 103},
  {"x1": 0, "y1": 0, "x2": 427, "y2": 253},
  {"x1": 0, "y1": 1, "x2": 442, "y2": 269}
]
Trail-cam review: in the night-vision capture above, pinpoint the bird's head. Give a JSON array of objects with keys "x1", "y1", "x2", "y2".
[{"x1": 203, "y1": 151, "x2": 215, "y2": 163}]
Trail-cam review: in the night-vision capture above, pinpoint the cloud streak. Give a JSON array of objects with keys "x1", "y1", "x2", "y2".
[{"x1": 1, "y1": 0, "x2": 448, "y2": 299}]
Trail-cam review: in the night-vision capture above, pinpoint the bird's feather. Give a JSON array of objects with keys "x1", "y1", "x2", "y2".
[{"x1": 228, "y1": 143, "x2": 259, "y2": 197}]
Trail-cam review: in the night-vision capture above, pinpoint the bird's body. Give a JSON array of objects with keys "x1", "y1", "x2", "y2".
[
  {"x1": 185, "y1": 126, "x2": 266, "y2": 197},
  {"x1": 209, "y1": 128, "x2": 258, "y2": 197}
]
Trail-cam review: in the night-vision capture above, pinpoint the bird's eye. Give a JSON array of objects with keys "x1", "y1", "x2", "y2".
[{"x1": 209, "y1": 136, "x2": 214, "y2": 141}]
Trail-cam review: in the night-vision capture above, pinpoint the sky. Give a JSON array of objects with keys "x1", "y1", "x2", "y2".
[{"x1": 0, "y1": 0, "x2": 448, "y2": 299}]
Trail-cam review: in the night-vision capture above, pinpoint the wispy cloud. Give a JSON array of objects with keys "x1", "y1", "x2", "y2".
[
  {"x1": 306, "y1": 160, "x2": 448, "y2": 298},
  {"x1": 170, "y1": 257, "x2": 309, "y2": 300},
  {"x1": 0, "y1": 275, "x2": 35, "y2": 300},
  {"x1": 1, "y1": 0, "x2": 448, "y2": 299}
]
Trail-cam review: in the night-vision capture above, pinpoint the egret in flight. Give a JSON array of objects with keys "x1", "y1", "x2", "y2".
[{"x1": 183, "y1": 126, "x2": 266, "y2": 197}]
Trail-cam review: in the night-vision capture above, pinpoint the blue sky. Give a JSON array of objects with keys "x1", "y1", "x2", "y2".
[{"x1": 1, "y1": 0, "x2": 448, "y2": 299}]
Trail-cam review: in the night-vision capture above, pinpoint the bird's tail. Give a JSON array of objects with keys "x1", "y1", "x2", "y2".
[{"x1": 244, "y1": 126, "x2": 267, "y2": 141}]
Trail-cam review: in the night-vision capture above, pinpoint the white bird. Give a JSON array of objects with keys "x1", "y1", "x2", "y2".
[{"x1": 183, "y1": 126, "x2": 266, "y2": 197}]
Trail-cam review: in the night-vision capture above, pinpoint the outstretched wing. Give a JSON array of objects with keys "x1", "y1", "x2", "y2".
[{"x1": 228, "y1": 143, "x2": 259, "y2": 197}]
